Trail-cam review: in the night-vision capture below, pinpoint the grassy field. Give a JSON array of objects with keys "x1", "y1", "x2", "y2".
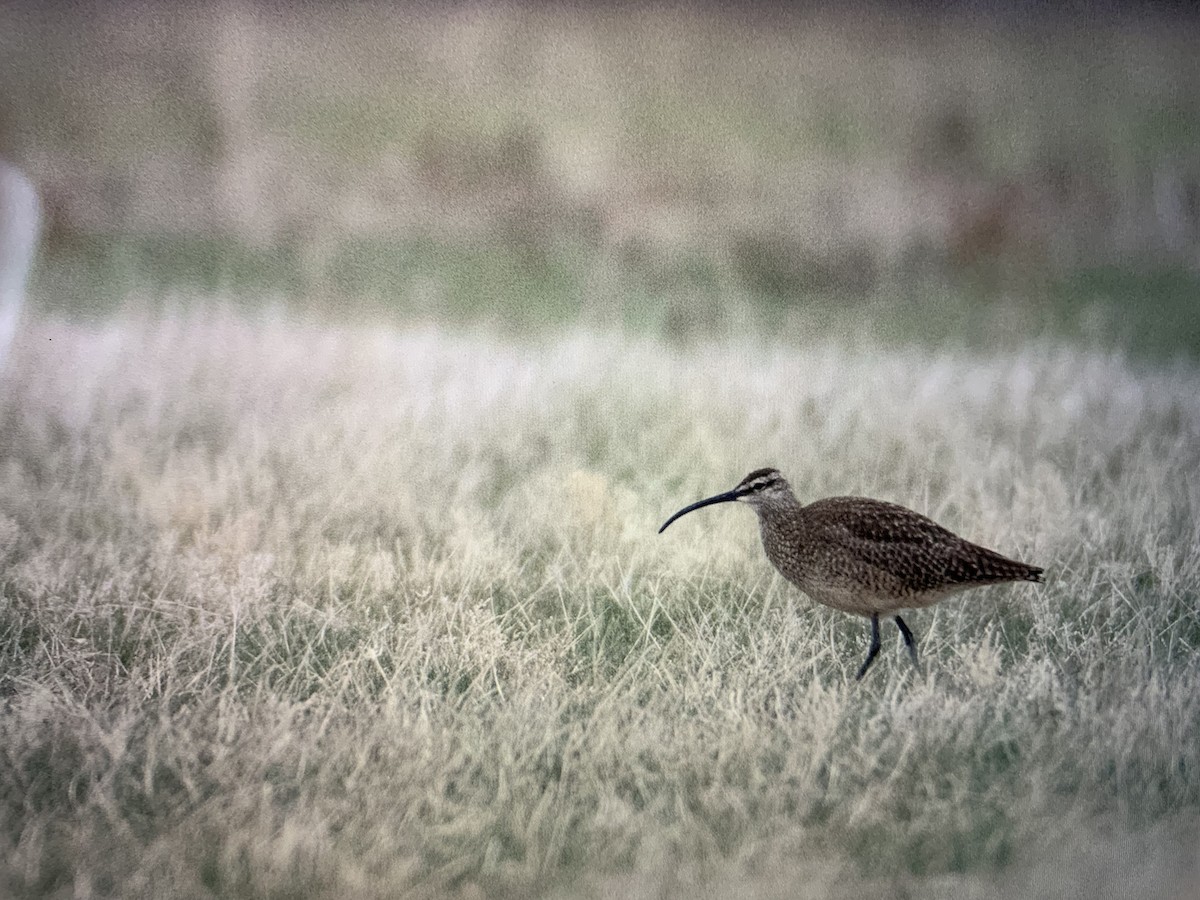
[
  {"x1": 2, "y1": 311, "x2": 1198, "y2": 898},
  {"x1": 3, "y1": 4, "x2": 1199, "y2": 896}
]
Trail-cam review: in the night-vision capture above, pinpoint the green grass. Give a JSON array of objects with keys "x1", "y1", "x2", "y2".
[
  {"x1": 2, "y1": 311, "x2": 1198, "y2": 898},
  {"x1": 27, "y1": 230, "x2": 1200, "y2": 360}
]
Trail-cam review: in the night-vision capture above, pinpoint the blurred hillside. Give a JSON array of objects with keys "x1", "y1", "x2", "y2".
[{"x1": 2, "y1": 2, "x2": 1198, "y2": 351}]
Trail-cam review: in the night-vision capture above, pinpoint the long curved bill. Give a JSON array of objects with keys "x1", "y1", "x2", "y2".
[{"x1": 658, "y1": 489, "x2": 743, "y2": 534}]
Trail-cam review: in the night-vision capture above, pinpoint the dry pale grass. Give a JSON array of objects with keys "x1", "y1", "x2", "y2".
[{"x1": 1, "y1": 310, "x2": 1199, "y2": 898}]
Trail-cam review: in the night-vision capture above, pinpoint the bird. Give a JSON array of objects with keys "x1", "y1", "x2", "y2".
[{"x1": 658, "y1": 467, "x2": 1043, "y2": 680}]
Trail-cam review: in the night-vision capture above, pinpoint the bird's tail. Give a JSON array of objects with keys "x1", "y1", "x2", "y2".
[
  {"x1": 1017, "y1": 564, "x2": 1044, "y2": 583},
  {"x1": 956, "y1": 543, "x2": 1043, "y2": 585}
]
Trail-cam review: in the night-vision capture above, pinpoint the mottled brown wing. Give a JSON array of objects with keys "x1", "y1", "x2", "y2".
[{"x1": 805, "y1": 497, "x2": 1042, "y2": 593}]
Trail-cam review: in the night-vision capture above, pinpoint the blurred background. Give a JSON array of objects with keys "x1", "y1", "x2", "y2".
[{"x1": 2, "y1": 0, "x2": 1198, "y2": 355}]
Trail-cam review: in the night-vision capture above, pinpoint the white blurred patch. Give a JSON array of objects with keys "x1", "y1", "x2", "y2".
[{"x1": 0, "y1": 159, "x2": 41, "y2": 366}]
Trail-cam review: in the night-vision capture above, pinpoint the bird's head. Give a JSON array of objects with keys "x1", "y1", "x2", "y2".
[{"x1": 658, "y1": 467, "x2": 796, "y2": 533}]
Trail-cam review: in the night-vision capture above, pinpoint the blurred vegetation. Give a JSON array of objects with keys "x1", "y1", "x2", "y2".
[{"x1": 2, "y1": 2, "x2": 1199, "y2": 354}]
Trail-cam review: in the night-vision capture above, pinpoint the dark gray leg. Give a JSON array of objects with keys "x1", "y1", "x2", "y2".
[
  {"x1": 895, "y1": 615, "x2": 919, "y2": 668},
  {"x1": 855, "y1": 613, "x2": 882, "y2": 681}
]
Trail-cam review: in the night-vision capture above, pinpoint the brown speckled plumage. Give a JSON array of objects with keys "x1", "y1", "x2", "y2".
[{"x1": 659, "y1": 467, "x2": 1043, "y2": 680}]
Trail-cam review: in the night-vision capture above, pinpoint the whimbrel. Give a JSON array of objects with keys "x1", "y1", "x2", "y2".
[{"x1": 659, "y1": 468, "x2": 1042, "y2": 680}]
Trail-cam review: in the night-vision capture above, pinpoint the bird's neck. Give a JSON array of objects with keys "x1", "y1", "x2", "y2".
[{"x1": 754, "y1": 493, "x2": 803, "y2": 523}]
